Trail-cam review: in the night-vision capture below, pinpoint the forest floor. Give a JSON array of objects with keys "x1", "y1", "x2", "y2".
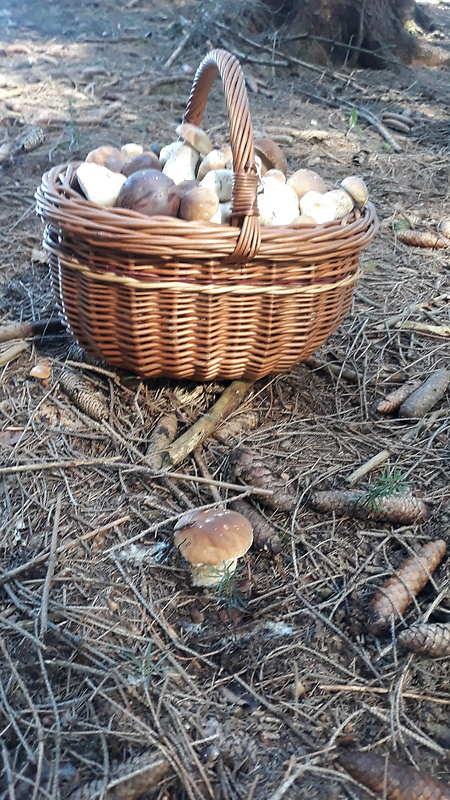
[{"x1": 0, "y1": 1, "x2": 449, "y2": 798}]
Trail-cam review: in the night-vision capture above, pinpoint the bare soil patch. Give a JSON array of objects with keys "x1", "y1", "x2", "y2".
[{"x1": 0, "y1": 2, "x2": 449, "y2": 798}]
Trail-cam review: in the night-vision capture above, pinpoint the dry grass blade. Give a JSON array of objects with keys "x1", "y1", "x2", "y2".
[
  {"x1": 229, "y1": 448, "x2": 296, "y2": 511},
  {"x1": 398, "y1": 369, "x2": 450, "y2": 418},
  {"x1": 338, "y1": 748, "x2": 450, "y2": 800},
  {"x1": 376, "y1": 379, "x2": 422, "y2": 413},
  {"x1": 369, "y1": 540, "x2": 447, "y2": 633},
  {"x1": 398, "y1": 623, "x2": 450, "y2": 658},
  {"x1": 309, "y1": 490, "x2": 427, "y2": 524},
  {"x1": 67, "y1": 752, "x2": 170, "y2": 800}
]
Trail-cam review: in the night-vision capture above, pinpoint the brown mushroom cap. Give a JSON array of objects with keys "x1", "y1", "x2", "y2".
[
  {"x1": 173, "y1": 509, "x2": 253, "y2": 568},
  {"x1": 85, "y1": 145, "x2": 127, "y2": 173},
  {"x1": 176, "y1": 123, "x2": 212, "y2": 156},
  {"x1": 253, "y1": 137, "x2": 287, "y2": 175}
]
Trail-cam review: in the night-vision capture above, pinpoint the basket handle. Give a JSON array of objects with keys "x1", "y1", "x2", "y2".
[{"x1": 183, "y1": 49, "x2": 261, "y2": 263}]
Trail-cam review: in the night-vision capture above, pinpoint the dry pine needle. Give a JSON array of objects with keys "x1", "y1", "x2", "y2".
[{"x1": 369, "y1": 539, "x2": 447, "y2": 633}]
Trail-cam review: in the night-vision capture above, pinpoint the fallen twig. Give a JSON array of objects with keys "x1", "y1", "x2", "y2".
[
  {"x1": 0, "y1": 341, "x2": 28, "y2": 366},
  {"x1": 161, "y1": 379, "x2": 254, "y2": 469},
  {"x1": 373, "y1": 293, "x2": 449, "y2": 331},
  {"x1": 39, "y1": 492, "x2": 62, "y2": 637}
]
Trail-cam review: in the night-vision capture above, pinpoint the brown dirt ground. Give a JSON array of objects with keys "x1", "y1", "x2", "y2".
[{"x1": 0, "y1": 1, "x2": 449, "y2": 798}]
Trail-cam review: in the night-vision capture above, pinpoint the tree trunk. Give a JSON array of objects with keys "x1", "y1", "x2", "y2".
[{"x1": 247, "y1": 0, "x2": 447, "y2": 67}]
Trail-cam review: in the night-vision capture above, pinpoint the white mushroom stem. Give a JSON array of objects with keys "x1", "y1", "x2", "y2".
[
  {"x1": 162, "y1": 142, "x2": 200, "y2": 184},
  {"x1": 257, "y1": 180, "x2": 299, "y2": 226},
  {"x1": 190, "y1": 558, "x2": 238, "y2": 587},
  {"x1": 159, "y1": 140, "x2": 183, "y2": 167},
  {"x1": 200, "y1": 168, "x2": 234, "y2": 202},
  {"x1": 76, "y1": 162, "x2": 126, "y2": 207}
]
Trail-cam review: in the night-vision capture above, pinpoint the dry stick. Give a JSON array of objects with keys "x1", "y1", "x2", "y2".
[
  {"x1": 39, "y1": 492, "x2": 62, "y2": 637},
  {"x1": 0, "y1": 456, "x2": 123, "y2": 474},
  {"x1": 193, "y1": 449, "x2": 223, "y2": 505},
  {"x1": 162, "y1": 379, "x2": 254, "y2": 469},
  {"x1": 0, "y1": 341, "x2": 28, "y2": 366},
  {"x1": 305, "y1": 356, "x2": 358, "y2": 382},
  {"x1": 214, "y1": 21, "x2": 401, "y2": 151},
  {"x1": 164, "y1": 31, "x2": 191, "y2": 69},
  {"x1": 319, "y1": 685, "x2": 450, "y2": 706},
  {"x1": 0, "y1": 317, "x2": 64, "y2": 343},
  {"x1": 0, "y1": 515, "x2": 130, "y2": 585},
  {"x1": 373, "y1": 293, "x2": 450, "y2": 331},
  {"x1": 346, "y1": 407, "x2": 449, "y2": 486}
]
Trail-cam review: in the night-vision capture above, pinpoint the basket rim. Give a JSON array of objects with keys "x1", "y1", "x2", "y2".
[{"x1": 37, "y1": 162, "x2": 378, "y2": 260}]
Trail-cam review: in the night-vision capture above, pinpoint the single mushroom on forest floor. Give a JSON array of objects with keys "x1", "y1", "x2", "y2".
[{"x1": 173, "y1": 508, "x2": 253, "y2": 587}]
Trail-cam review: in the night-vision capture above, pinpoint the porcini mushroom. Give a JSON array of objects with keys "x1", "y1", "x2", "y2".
[
  {"x1": 196, "y1": 146, "x2": 233, "y2": 181},
  {"x1": 175, "y1": 123, "x2": 212, "y2": 156},
  {"x1": 199, "y1": 168, "x2": 234, "y2": 202},
  {"x1": 76, "y1": 162, "x2": 126, "y2": 207},
  {"x1": 340, "y1": 175, "x2": 369, "y2": 209},
  {"x1": 257, "y1": 179, "x2": 299, "y2": 226},
  {"x1": 253, "y1": 137, "x2": 287, "y2": 176},
  {"x1": 173, "y1": 508, "x2": 253, "y2": 587},
  {"x1": 287, "y1": 168, "x2": 328, "y2": 200},
  {"x1": 162, "y1": 142, "x2": 200, "y2": 184},
  {"x1": 85, "y1": 145, "x2": 127, "y2": 173}
]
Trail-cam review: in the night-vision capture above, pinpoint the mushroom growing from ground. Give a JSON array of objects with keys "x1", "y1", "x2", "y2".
[{"x1": 173, "y1": 508, "x2": 253, "y2": 587}]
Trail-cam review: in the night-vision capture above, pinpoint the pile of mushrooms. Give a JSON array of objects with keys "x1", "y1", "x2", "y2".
[{"x1": 74, "y1": 124, "x2": 369, "y2": 226}]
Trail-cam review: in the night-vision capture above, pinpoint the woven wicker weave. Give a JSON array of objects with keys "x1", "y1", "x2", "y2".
[{"x1": 36, "y1": 49, "x2": 378, "y2": 381}]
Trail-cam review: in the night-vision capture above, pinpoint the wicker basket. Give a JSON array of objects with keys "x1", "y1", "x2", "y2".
[{"x1": 36, "y1": 49, "x2": 378, "y2": 381}]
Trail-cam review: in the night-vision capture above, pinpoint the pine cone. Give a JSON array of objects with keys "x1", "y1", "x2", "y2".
[
  {"x1": 228, "y1": 448, "x2": 296, "y2": 512},
  {"x1": 338, "y1": 749, "x2": 450, "y2": 800},
  {"x1": 398, "y1": 622, "x2": 450, "y2": 658},
  {"x1": 369, "y1": 540, "x2": 447, "y2": 633}
]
